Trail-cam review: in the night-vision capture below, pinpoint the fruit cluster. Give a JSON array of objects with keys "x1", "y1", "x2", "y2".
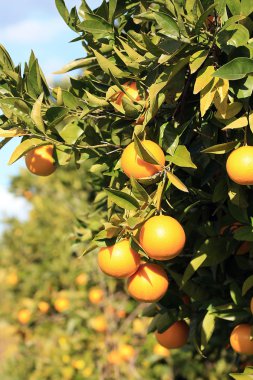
[{"x1": 23, "y1": 84, "x2": 253, "y2": 354}]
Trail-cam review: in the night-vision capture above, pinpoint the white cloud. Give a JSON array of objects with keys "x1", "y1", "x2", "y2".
[
  {"x1": 0, "y1": 186, "x2": 31, "y2": 222},
  {"x1": 1, "y1": 18, "x2": 66, "y2": 44}
]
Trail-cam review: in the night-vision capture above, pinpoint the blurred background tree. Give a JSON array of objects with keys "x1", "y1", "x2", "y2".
[{"x1": 0, "y1": 165, "x2": 237, "y2": 380}]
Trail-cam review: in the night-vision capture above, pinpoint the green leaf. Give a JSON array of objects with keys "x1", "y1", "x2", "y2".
[
  {"x1": 55, "y1": 0, "x2": 77, "y2": 31},
  {"x1": 92, "y1": 48, "x2": 127, "y2": 78},
  {"x1": 130, "y1": 177, "x2": 149, "y2": 203},
  {"x1": 197, "y1": 238, "x2": 230, "y2": 267},
  {"x1": 0, "y1": 44, "x2": 14, "y2": 70},
  {"x1": 31, "y1": 93, "x2": 45, "y2": 133},
  {"x1": 182, "y1": 254, "x2": 207, "y2": 286},
  {"x1": 58, "y1": 121, "x2": 84, "y2": 144},
  {"x1": 85, "y1": 90, "x2": 109, "y2": 107},
  {"x1": 109, "y1": 0, "x2": 117, "y2": 23},
  {"x1": 133, "y1": 134, "x2": 162, "y2": 165},
  {"x1": 213, "y1": 58, "x2": 253, "y2": 80},
  {"x1": 153, "y1": 11, "x2": 179, "y2": 38},
  {"x1": 167, "y1": 171, "x2": 189, "y2": 193},
  {"x1": 8, "y1": 138, "x2": 47, "y2": 165},
  {"x1": 104, "y1": 188, "x2": 139, "y2": 211},
  {"x1": 189, "y1": 50, "x2": 209, "y2": 74},
  {"x1": 234, "y1": 226, "x2": 253, "y2": 242},
  {"x1": 0, "y1": 98, "x2": 33, "y2": 126},
  {"x1": 79, "y1": 13, "x2": 113, "y2": 37},
  {"x1": 54, "y1": 57, "x2": 96, "y2": 74},
  {"x1": 167, "y1": 145, "x2": 197, "y2": 169},
  {"x1": 201, "y1": 141, "x2": 239, "y2": 154},
  {"x1": 201, "y1": 312, "x2": 216, "y2": 350}
]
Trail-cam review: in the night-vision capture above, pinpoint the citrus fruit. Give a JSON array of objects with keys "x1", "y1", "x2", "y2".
[
  {"x1": 107, "y1": 350, "x2": 122, "y2": 364},
  {"x1": 155, "y1": 321, "x2": 189, "y2": 349},
  {"x1": 121, "y1": 140, "x2": 165, "y2": 179},
  {"x1": 88, "y1": 287, "x2": 104, "y2": 304},
  {"x1": 127, "y1": 263, "x2": 169, "y2": 302},
  {"x1": 115, "y1": 81, "x2": 140, "y2": 106},
  {"x1": 230, "y1": 324, "x2": 253, "y2": 355},
  {"x1": 226, "y1": 146, "x2": 253, "y2": 185},
  {"x1": 54, "y1": 297, "x2": 70, "y2": 313},
  {"x1": 98, "y1": 239, "x2": 140, "y2": 278},
  {"x1": 139, "y1": 215, "x2": 186, "y2": 260},
  {"x1": 17, "y1": 309, "x2": 31, "y2": 324},
  {"x1": 38, "y1": 301, "x2": 50, "y2": 314},
  {"x1": 119, "y1": 344, "x2": 135, "y2": 361},
  {"x1": 25, "y1": 144, "x2": 56, "y2": 176},
  {"x1": 90, "y1": 315, "x2": 107, "y2": 333}
]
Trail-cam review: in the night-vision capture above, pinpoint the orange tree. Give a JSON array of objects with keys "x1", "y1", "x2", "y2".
[{"x1": 1, "y1": 0, "x2": 253, "y2": 377}]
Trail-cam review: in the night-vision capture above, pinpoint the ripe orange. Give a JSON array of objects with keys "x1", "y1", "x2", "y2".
[
  {"x1": 38, "y1": 301, "x2": 50, "y2": 314},
  {"x1": 127, "y1": 263, "x2": 169, "y2": 302},
  {"x1": 115, "y1": 82, "x2": 141, "y2": 106},
  {"x1": 88, "y1": 287, "x2": 104, "y2": 305},
  {"x1": 226, "y1": 146, "x2": 253, "y2": 185},
  {"x1": 6, "y1": 272, "x2": 19, "y2": 286},
  {"x1": 107, "y1": 350, "x2": 122, "y2": 365},
  {"x1": 17, "y1": 309, "x2": 31, "y2": 325},
  {"x1": 98, "y1": 239, "x2": 140, "y2": 278},
  {"x1": 75, "y1": 273, "x2": 88, "y2": 286},
  {"x1": 54, "y1": 297, "x2": 70, "y2": 313},
  {"x1": 155, "y1": 321, "x2": 189, "y2": 349},
  {"x1": 139, "y1": 215, "x2": 186, "y2": 260},
  {"x1": 25, "y1": 145, "x2": 56, "y2": 176},
  {"x1": 116, "y1": 309, "x2": 126, "y2": 319},
  {"x1": 121, "y1": 140, "x2": 165, "y2": 179},
  {"x1": 153, "y1": 343, "x2": 170, "y2": 357},
  {"x1": 230, "y1": 324, "x2": 253, "y2": 355},
  {"x1": 90, "y1": 315, "x2": 107, "y2": 333},
  {"x1": 119, "y1": 344, "x2": 135, "y2": 361}
]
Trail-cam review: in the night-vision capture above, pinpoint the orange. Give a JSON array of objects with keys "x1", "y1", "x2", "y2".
[
  {"x1": 75, "y1": 273, "x2": 88, "y2": 286},
  {"x1": 230, "y1": 324, "x2": 253, "y2": 355},
  {"x1": 127, "y1": 263, "x2": 169, "y2": 302},
  {"x1": 155, "y1": 321, "x2": 189, "y2": 349},
  {"x1": 88, "y1": 287, "x2": 104, "y2": 304},
  {"x1": 116, "y1": 309, "x2": 126, "y2": 319},
  {"x1": 139, "y1": 215, "x2": 186, "y2": 260},
  {"x1": 54, "y1": 297, "x2": 70, "y2": 313},
  {"x1": 182, "y1": 295, "x2": 191, "y2": 305},
  {"x1": 98, "y1": 239, "x2": 140, "y2": 278},
  {"x1": 38, "y1": 301, "x2": 50, "y2": 314},
  {"x1": 115, "y1": 82, "x2": 141, "y2": 106},
  {"x1": 90, "y1": 315, "x2": 107, "y2": 333},
  {"x1": 6, "y1": 272, "x2": 19, "y2": 286},
  {"x1": 17, "y1": 309, "x2": 31, "y2": 325},
  {"x1": 25, "y1": 144, "x2": 56, "y2": 176},
  {"x1": 107, "y1": 350, "x2": 122, "y2": 364},
  {"x1": 250, "y1": 298, "x2": 253, "y2": 314},
  {"x1": 226, "y1": 146, "x2": 253, "y2": 185},
  {"x1": 153, "y1": 343, "x2": 170, "y2": 357},
  {"x1": 121, "y1": 140, "x2": 165, "y2": 179},
  {"x1": 119, "y1": 344, "x2": 135, "y2": 361},
  {"x1": 236, "y1": 241, "x2": 250, "y2": 256}
]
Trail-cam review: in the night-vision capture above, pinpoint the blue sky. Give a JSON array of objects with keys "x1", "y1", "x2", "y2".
[{"x1": 0, "y1": 0, "x2": 101, "y2": 219}]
